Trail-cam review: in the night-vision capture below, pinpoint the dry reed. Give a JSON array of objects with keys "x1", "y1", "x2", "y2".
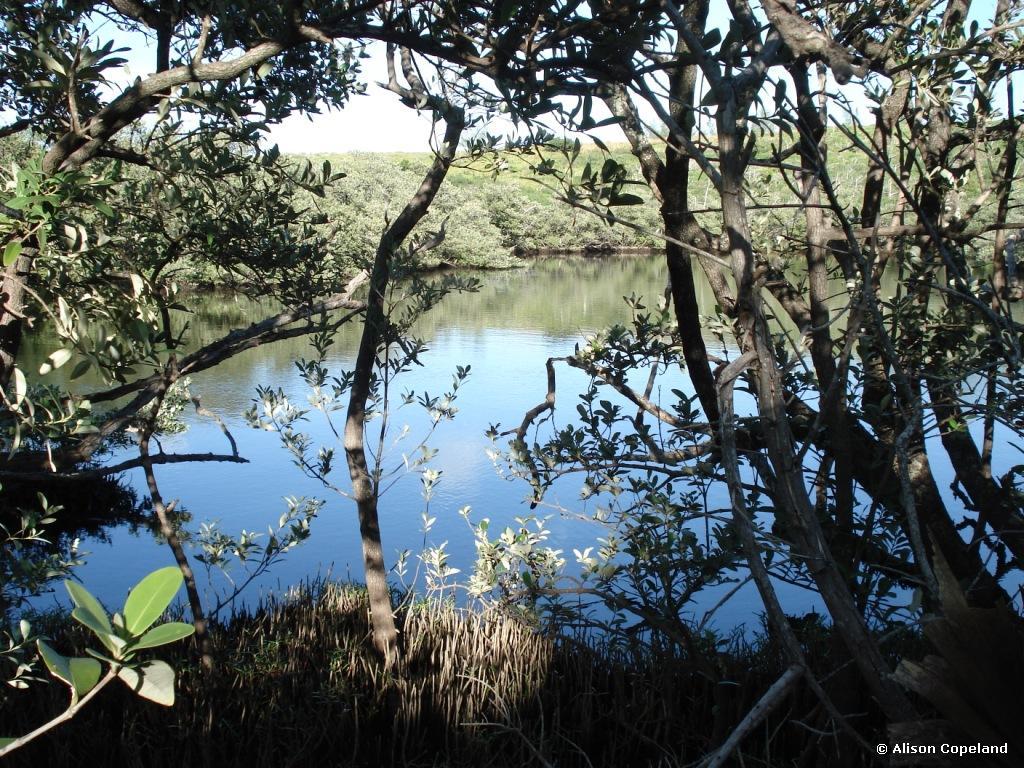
[{"x1": 0, "y1": 582, "x2": 881, "y2": 767}]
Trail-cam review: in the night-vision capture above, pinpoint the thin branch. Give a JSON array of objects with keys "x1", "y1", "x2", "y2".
[
  {"x1": 0, "y1": 452, "x2": 247, "y2": 481},
  {"x1": 701, "y1": 664, "x2": 804, "y2": 768},
  {"x1": 0, "y1": 119, "x2": 30, "y2": 140},
  {"x1": 0, "y1": 670, "x2": 117, "y2": 758},
  {"x1": 192, "y1": 15, "x2": 212, "y2": 65},
  {"x1": 87, "y1": 271, "x2": 369, "y2": 405}
]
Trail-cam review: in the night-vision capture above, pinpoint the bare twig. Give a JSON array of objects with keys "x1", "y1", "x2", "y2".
[{"x1": 701, "y1": 663, "x2": 804, "y2": 768}]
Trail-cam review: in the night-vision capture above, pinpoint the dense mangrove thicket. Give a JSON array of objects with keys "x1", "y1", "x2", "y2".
[
  {"x1": 3, "y1": 0, "x2": 1024, "y2": 765},
  {"x1": 1, "y1": 583, "x2": 896, "y2": 768}
]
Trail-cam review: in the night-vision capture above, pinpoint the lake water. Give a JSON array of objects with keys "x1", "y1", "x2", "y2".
[{"x1": 26, "y1": 253, "x2": 986, "y2": 630}]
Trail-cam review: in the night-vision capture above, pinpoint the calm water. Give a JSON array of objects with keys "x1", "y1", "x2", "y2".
[
  {"x1": 14, "y1": 256, "x2": 747, "y2": 622},
  {"x1": 25, "y1": 254, "x2": 993, "y2": 628}
]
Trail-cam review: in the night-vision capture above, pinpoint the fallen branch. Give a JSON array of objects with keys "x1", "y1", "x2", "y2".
[
  {"x1": 0, "y1": 452, "x2": 247, "y2": 481},
  {"x1": 701, "y1": 663, "x2": 804, "y2": 768}
]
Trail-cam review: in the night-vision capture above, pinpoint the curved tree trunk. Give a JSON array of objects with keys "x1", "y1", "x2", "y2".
[{"x1": 343, "y1": 56, "x2": 465, "y2": 661}]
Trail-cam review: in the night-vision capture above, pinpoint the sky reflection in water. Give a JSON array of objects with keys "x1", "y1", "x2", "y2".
[{"x1": 29, "y1": 256, "x2": 835, "y2": 630}]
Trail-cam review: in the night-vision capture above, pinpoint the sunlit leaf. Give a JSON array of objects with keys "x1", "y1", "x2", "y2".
[
  {"x1": 37, "y1": 639, "x2": 72, "y2": 687},
  {"x1": 11, "y1": 368, "x2": 26, "y2": 408},
  {"x1": 66, "y1": 580, "x2": 112, "y2": 634},
  {"x1": 39, "y1": 348, "x2": 73, "y2": 375},
  {"x1": 123, "y1": 567, "x2": 183, "y2": 635},
  {"x1": 2, "y1": 240, "x2": 21, "y2": 267},
  {"x1": 130, "y1": 622, "x2": 195, "y2": 651},
  {"x1": 117, "y1": 661, "x2": 176, "y2": 706},
  {"x1": 68, "y1": 657, "x2": 102, "y2": 700}
]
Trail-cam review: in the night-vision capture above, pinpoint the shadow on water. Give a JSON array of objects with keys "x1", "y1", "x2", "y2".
[
  {"x1": 2, "y1": 475, "x2": 151, "y2": 616},
  {"x1": 2, "y1": 474, "x2": 149, "y2": 534}
]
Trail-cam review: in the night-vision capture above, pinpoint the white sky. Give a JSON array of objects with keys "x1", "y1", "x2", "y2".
[
  {"x1": 108, "y1": 34, "x2": 620, "y2": 154},
  {"x1": 260, "y1": 0, "x2": 1007, "y2": 154},
  {"x1": 48, "y1": 0, "x2": 1016, "y2": 155},
  {"x1": 232, "y1": 41, "x2": 630, "y2": 154},
  {"x1": 264, "y1": 42, "x2": 448, "y2": 154}
]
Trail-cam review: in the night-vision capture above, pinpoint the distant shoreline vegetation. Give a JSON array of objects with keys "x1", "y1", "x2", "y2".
[
  {"x1": 162, "y1": 137, "x2": 883, "y2": 287},
  {"x1": 171, "y1": 147, "x2": 667, "y2": 285}
]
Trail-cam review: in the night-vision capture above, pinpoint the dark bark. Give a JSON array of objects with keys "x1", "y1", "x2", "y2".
[
  {"x1": 785, "y1": 396, "x2": 1009, "y2": 605},
  {"x1": 138, "y1": 375, "x2": 214, "y2": 671},
  {"x1": 716, "y1": 91, "x2": 917, "y2": 721},
  {"x1": 599, "y1": 0, "x2": 720, "y2": 427},
  {"x1": 789, "y1": 61, "x2": 855, "y2": 544},
  {"x1": 927, "y1": 380, "x2": 1024, "y2": 566},
  {"x1": 992, "y1": 84, "x2": 1020, "y2": 301}
]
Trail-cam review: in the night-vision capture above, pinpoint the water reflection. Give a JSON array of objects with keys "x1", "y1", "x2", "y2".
[
  {"x1": 2, "y1": 476, "x2": 149, "y2": 617},
  {"x1": 19, "y1": 255, "x2": 828, "y2": 627}
]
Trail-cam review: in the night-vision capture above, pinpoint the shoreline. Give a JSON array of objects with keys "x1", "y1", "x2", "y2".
[{"x1": 164, "y1": 246, "x2": 664, "y2": 292}]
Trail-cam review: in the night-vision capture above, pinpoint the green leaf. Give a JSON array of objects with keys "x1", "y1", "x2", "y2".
[
  {"x1": 123, "y1": 567, "x2": 183, "y2": 636},
  {"x1": 68, "y1": 657, "x2": 102, "y2": 699},
  {"x1": 129, "y1": 273, "x2": 144, "y2": 298},
  {"x1": 37, "y1": 639, "x2": 72, "y2": 687},
  {"x1": 498, "y1": 0, "x2": 520, "y2": 24},
  {"x1": 36, "y1": 638, "x2": 98, "y2": 704},
  {"x1": 70, "y1": 359, "x2": 92, "y2": 379},
  {"x1": 11, "y1": 367, "x2": 26, "y2": 408},
  {"x1": 117, "y1": 661, "x2": 176, "y2": 706},
  {"x1": 39, "y1": 348, "x2": 73, "y2": 375},
  {"x1": 130, "y1": 622, "x2": 195, "y2": 651},
  {"x1": 84, "y1": 646, "x2": 119, "y2": 666},
  {"x1": 4, "y1": 196, "x2": 29, "y2": 211},
  {"x1": 609, "y1": 193, "x2": 645, "y2": 206},
  {"x1": 0, "y1": 738, "x2": 14, "y2": 749},
  {"x1": 49, "y1": 350, "x2": 73, "y2": 370},
  {"x1": 70, "y1": 606, "x2": 111, "y2": 638},
  {"x1": 36, "y1": 51, "x2": 66, "y2": 75},
  {"x1": 2, "y1": 240, "x2": 21, "y2": 267},
  {"x1": 155, "y1": 97, "x2": 172, "y2": 121},
  {"x1": 702, "y1": 28, "x2": 723, "y2": 48},
  {"x1": 66, "y1": 580, "x2": 112, "y2": 634},
  {"x1": 72, "y1": 609, "x2": 128, "y2": 660}
]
